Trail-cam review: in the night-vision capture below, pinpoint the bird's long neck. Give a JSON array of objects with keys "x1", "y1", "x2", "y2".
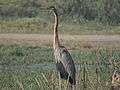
[{"x1": 53, "y1": 11, "x2": 59, "y2": 50}]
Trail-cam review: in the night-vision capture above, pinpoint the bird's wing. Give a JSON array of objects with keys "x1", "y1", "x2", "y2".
[
  {"x1": 54, "y1": 46, "x2": 76, "y2": 85},
  {"x1": 56, "y1": 61, "x2": 69, "y2": 79},
  {"x1": 59, "y1": 46, "x2": 76, "y2": 74}
]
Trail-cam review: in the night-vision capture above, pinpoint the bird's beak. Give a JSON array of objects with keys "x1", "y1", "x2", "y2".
[
  {"x1": 40, "y1": 6, "x2": 52, "y2": 11},
  {"x1": 46, "y1": 7, "x2": 51, "y2": 10}
]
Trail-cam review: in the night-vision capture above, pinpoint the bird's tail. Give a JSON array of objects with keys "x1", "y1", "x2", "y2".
[{"x1": 69, "y1": 76, "x2": 76, "y2": 85}]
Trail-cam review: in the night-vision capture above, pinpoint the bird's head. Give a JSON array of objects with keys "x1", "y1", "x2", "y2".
[
  {"x1": 47, "y1": 6, "x2": 57, "y2": 13},
  {"x1": 40, "y1": 6, "x2": 58, "y2": 16}
]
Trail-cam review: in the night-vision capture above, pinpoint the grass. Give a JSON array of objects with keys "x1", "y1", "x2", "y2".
[
  {"x1": 0, "y1": 62, "x2": 117, "y2": 90},
  {"x1": 0, "y1": 69, "x2": 57, "y2": 89},
  {"x1": 0, "y1": 45, "x2": 119, "y2": 89},
  {"x1": 0, "y1": 45, "x2": 54, "y2": 65},
  {"x1": 0, "y1": 45, "x2": 120, "y2": 65},
  {"x1": 0, "y1": 17, "x2": 120, "y2": 34}
]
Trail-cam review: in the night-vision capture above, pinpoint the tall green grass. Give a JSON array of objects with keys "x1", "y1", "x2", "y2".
[
  {"x1": 0, "y1": 63, "x2": 117, "y2": 90},
  {"x1": 0, "y1": 45, "x2": 119, "y2": 89},
  {"x1": 0, "y1": 0, "x2": 120, "y2": 25},
  {"x1": 0, "y1": 45, "x2": 119, "y2": 66},
  {"x1": 0, "y1": 17, "x2": 120, "y2": 34},
  {"x1": 0, "y1": 45, "x2": 54, "y2": 65}
]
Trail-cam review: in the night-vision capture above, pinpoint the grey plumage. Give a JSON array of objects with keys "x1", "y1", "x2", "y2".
[{"x1": 54, "y1": 46, "x2": 76, "y2": 85}]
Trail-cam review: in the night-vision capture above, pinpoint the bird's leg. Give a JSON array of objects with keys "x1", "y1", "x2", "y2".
[
  {"x1": 67, "y1": 77, "x2": 69, "y2": 87},
  {"x1": 59, "y1": 73, "x2": 62, "y2": 90},
  {"x1": 64, "y1": 80, "x2": 68, "y2": 90},
  {"x1": 65, "y1": 75, "x2": 70, "y2": 89},
  {"x1": 67, "y1": 75, "x2": 73, "y2": 90}
]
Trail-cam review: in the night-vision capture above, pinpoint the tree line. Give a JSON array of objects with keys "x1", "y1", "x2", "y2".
[{"x1": 0, "y1": 0, "x2": 120, "y2": 25}]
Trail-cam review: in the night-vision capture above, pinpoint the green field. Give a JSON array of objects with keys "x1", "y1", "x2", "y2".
[
  {"x1": 0, "y1": 0, "x2": 120, "y2": 34},
  {"x1": 0, "y1": 0, "x2": 120, "y2": 89},
  {"x1": 0, "y1": 66, "x2": 113, "y2": 90},
  {"x1": 0, "y1": 45, "x2": 119, "y2": 89},
  {"x1": 0, "y1": 18, "x2": 120, "y2": 34},
  {"x1": 0, "y1": 45, "x2": 120, "y2": 65}
]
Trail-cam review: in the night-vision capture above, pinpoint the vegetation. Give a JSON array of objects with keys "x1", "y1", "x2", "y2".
[
  {"x1": 0, "y1": 45, "x2": 119, "y2": 66},
  {"x1": 0, "y1": 0, "x2": 120, "y2": 25},
  {"x1": 0, "y1": 0, "x2": 120, "y2": 89},
  {"x1": 0, "y1": 0, "x2": 120, "y2": 34},
  {"x1": 0, "y1": 44, "x2": 119, "y2": 89},
  {"x1": 0, "y1": 45, "x2": 54, "y2": 65},
  {"x1": 0, "y1": 66, "x2": 114, "y2": 90},
  {"x1": 0, "y1": 18, "x2": 120, "y2": 34}
]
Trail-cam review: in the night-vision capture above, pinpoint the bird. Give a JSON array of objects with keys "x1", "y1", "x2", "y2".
[{"x1": 47, "y1": 6, "x2": 76, "y2": 85}]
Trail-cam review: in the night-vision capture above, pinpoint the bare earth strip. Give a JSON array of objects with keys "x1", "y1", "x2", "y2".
[{"x1": 0, "y1": 34, "x2": 120, "y2": 48}]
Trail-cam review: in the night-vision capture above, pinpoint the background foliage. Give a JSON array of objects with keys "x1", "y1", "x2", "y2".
[{"x1": 0, "y1": 0, "x2": 120, "y2": 25}]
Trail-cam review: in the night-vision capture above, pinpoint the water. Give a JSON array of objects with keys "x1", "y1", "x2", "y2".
[
  {"x1": 0, "y1": 63, "x2": 112, "y2": 71},
  {"x1": 0, "y1": 63, "x2": 55, "y2": 71}
]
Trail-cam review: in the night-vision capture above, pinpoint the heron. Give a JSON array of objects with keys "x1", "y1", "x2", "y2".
[{"x1": 47, "y1": 6, "x2": 76, "y2": 86}]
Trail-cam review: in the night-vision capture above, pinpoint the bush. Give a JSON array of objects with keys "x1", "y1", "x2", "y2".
[{"x1": 0, "y1": 0, "x2": 120, "y2": 25}]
